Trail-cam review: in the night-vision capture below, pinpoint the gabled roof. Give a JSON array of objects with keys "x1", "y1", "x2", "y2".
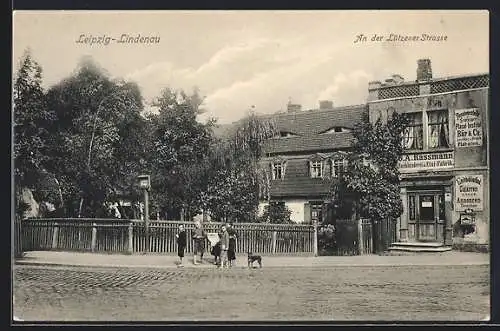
[
  {"x1": 263, "y1": 131, "x2": 355, "y2": 154},
  {"x1": 213, "y1": 104, "x2": 366, "y2": 153},
  {"x1": 262, "y1": 104, "x2": 366, "y2": 154},
  {"x1": 262, "y1": 104, "x2": 366, "y2": 136}
]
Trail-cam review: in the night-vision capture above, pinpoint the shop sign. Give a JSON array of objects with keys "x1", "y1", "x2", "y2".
[
  {"x1": 207, "y1": 233, "x2": 220, "y2": 246},
  {"x1": 455, "y1": 175, "x2": 483, "y2": 211},
  {"x1": 455, "y1": 108, "x2": 483, "y2": 147},
  {"x1": 399, "y1": 151, "x2": 454, "y2": 172}
]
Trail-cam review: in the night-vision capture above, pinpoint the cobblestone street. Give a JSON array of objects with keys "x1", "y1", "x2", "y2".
[{"x1": 13, "y1": 263, "x2": 489, "y2": 321}]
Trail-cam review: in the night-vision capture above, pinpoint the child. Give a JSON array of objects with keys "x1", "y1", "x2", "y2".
[
  {"x1": 227, "y1": 222, "x2": 237, "y2": 267},
  {"x1": 176, "y1": 224, "x2": 187, "y2": 267},
  {"x1": 211, "y1": 237, "x2": 222, "y2": 266},
  {"x1": 220, "y1": 225, "x2": 230, "y2": 268},
  {"x1": 192, "y1": 221, "x2": 206, "y2": 265}
]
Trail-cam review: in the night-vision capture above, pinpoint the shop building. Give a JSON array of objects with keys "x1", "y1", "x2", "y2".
[{"x1": 367, "y1": 59, "x2": 489, "y2": 249}]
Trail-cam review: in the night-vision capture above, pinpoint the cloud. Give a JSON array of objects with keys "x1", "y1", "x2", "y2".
[
  {"x1": 125, "y1": 37, "x2": 291, "y2": 103},
  {"x1": 201, "y1": 49, "x2": 339, "y2": 123},
  {"x1": 186, "y1": 38, "x2": 280, "y2": 78},
  {"x1": 316, "y1": 70, "x2": 373, "y2": 105}
]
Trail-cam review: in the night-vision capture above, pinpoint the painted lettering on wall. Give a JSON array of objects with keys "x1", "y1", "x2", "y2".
[
  {"x1": 399, "y1": 152, "x2": 454, "y2": 172},
  {"x1": 455, "y1": 175, "x2": 483, "y2": 211},
  {"x1": 455, "y1": 108, "x2": 483, "y2": 147}
]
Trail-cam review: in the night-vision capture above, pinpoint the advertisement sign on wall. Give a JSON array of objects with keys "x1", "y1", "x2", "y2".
[
  {"x1": 399, "y1": 151, "x2": 454, "y2": 172},
  {"x1": 455, "y1": 175, "x2": 483, "y2": 211},
  {"x1": 455, "y1": 108, "x2": 483, "y2": 147}
]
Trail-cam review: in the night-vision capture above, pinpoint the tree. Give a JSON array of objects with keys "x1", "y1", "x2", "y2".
[
  {"x1": 329, "y1": 111, "x2": 410, "y2": 223},
  {"x1": 45, "y1": 57, "x2": 146, "y2": 216},
  {"x1": 257, "y1": 201, "x2": 293, "y2": 224},
  {"x1": 204, "y1": 112, "x2": 278, "y2": 222},
  {"x1": 147, "y1": 87, "x2": 216, "y2": 220},
  {"x1": 13, "y1": 49, "x2": 55, "y2": 219}
]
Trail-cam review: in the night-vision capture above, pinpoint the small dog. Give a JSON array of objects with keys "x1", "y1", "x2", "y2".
[{"x1": 247, "y1": 252, "x2": 262, "y2": 268}]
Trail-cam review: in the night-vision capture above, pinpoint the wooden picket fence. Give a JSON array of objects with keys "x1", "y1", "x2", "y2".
[
  {"x1": 318, "y1": 219, "x2": 374, "y2": 256},
  {"x1": 14, "y1": 218, "x2": 23, "y2": 257},
  {"x1": 17, "y1": 218, "x2": 316, "y2": 256}
]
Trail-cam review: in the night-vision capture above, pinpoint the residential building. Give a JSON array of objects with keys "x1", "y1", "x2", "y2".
[
  {"x1": 367, "y1": 59, "x2": 489, "y2": 249},
  {"x1": 258, "y1": 101, "x2": 367, "y2": 224}
]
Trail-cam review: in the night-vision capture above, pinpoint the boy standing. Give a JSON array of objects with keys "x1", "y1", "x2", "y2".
[
  {"x1": 220, "y1": 225, "x2": 230, "y2": 268},
  {"x1": 176, "y1": 224, "x2": 187, "y2": 267},
  {"x1": 192, "y1": 221, "x2": 206, "y2": 265}
]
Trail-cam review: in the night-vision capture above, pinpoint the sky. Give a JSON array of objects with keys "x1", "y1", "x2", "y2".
[{"x1": 13, "y1": 10, "x2": 489, "y2": 124}]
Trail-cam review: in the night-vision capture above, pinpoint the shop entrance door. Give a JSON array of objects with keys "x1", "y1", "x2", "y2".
[{"x1": 408, "y1": 191, "x2": 445, "y2": 242}]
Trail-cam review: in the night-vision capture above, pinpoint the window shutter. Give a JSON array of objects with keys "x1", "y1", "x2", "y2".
[{"x1": 304, "y1": 202, "x2": 311, "y2": 224}]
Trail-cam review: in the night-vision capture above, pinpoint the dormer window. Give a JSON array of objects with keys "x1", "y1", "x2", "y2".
[
  {"x1": 320, "y1": 127, "x2": 352, "y2": 134},
  {"x1": 310, "y1": 160, "x2": 323, "y2": 178},
  {"x1": 271, "y1": 159, "x2": 286, "y2": 180},
  {"x1": 275, "y1": 131, "x2": 298, "y2": 138}
]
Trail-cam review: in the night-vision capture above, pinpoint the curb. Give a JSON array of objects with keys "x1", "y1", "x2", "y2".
[{"x1": 14, "y1": 260, "x2": 489, "y2": 269}]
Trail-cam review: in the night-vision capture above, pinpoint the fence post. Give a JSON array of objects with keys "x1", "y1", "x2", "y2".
[
  {"x1": 369, "y1": 221, "x2": 374, "y2": 254},
  {"x1": 357, "y1": 219, "x2": 363, "y2": 255},
  {"x1": 272, "y1": 231, "x2": 277, "y2": 254},
  {"x1": 91, "y1": 223, "x2": 97, "y2": 252},
  {"x1": 52, "y1": 222, "x2": 59, "y2": 250},
  {"x1": 313, "y1": 221, "x2": 318, "y2": 257},
  {"x1": 128, "y1": 222, "x2": 134, "y2": 254}
]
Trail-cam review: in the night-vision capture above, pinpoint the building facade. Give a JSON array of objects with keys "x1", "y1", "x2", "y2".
[
  {"x1": 367, "y1": 59, "x2": 489, "y2": 247},
  {"x1": 258, "y1": 102, "x2": 366, "y2": 224}
]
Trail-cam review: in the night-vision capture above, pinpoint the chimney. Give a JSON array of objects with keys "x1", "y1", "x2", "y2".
[
  {"x1": 368, "y1": 81, "x2": 382, "y2": 90},
  {"x1": 319, "y1": 100, "x2": 334, "y2": 110},
  {"x1": 287, "y1": 102, "x2": 302, "y2": 113},
  {"x1": 384, "y1": 78, "x2": 396, "y2": 86},
  {"x1": 368, "y1": 81, "x2": 382, "y2": 101},
  {"x1": 392, "y1": 74, "x2": 404, "y2": 84},
  {"x1": 416, "y1": 58, "x2": 432, "y2": 81}
]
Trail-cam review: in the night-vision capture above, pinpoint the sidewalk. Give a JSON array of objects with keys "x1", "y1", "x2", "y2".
[{"x1": 14, "y1": 250, "x2": 489, "y2": 269}]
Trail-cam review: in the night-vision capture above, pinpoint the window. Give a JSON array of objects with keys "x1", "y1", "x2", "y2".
[
  {"x1": 310, "y1": 161, "x2": 323, "y2": 178},
  {"x1": 427, "y1": 110, "x2": 449, "y2": 148},
  {"x1": 310, "y1": 202, "x2": 323, "y2": 223},
  {"x1": 321, "y1": 127, "x2": 352, "y2": 134},
  {"x1": 438, "y1": 194, "x2": 445, "y2": 220},
  {"x1": 402, "y1": 113, "x2": 423, "y2": 150},
  {"x1": 332, "y1": 158, "x2": 348, "y2": 178},
  {"x1": 272, "y1": 162, "x2": 284, "y2": 180},
  {"x1": 279, "y1": 131, "x2": 297, "y2": 138},
  {"x1": 408, "y1": 195, "x2": 416, "y2": 220},
  {"x1": 273, "y1": 131, "x2": 298, "y2": 139}
]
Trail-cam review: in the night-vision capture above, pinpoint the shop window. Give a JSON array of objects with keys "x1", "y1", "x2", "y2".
[
  {"x1": 332, "y1": 158, "x2": 348, "y2": 178},
  {"x1": 427, "y1": 110, "x2": 450, "y2": 148},
  {"x1": 402, "y1": 113, "x2": 423, "y2": 150},
  {"x1": 310, "y1": 161, "x2": 323, "y2": 178}
]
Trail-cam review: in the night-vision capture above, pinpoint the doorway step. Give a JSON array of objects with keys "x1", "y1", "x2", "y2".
[{"x1": 388, "y1": 242, "x2": 452, "y2": 254}]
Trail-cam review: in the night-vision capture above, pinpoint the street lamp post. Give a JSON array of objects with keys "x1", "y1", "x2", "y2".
[{"x1": 138, "y1": 175, "x2": 151, "y2": 253}]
